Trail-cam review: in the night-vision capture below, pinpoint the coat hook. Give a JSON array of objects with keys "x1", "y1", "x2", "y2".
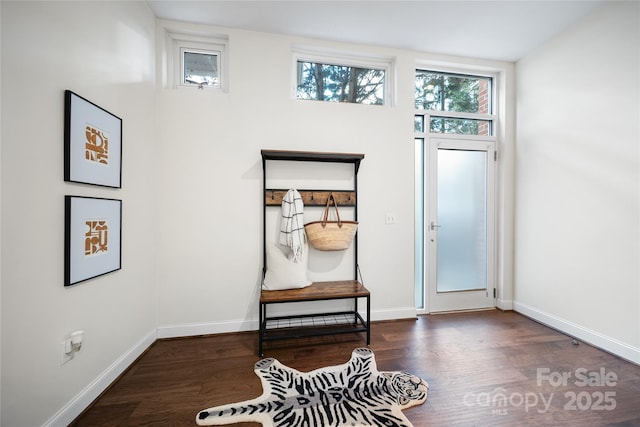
[
  {"x1": 271, "y1": 191, "x2": 274, "y2": 200},
  {"x1": 311, "y1": 192, "x2": 314, "y2": 201}
]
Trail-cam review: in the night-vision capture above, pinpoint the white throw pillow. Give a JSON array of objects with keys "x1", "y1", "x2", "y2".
[{"x1": 263, "y1": 244, "x2": 312, "y2": 290}]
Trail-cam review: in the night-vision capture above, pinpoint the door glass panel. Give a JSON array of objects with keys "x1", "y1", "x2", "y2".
[{"x1": 436, "y1": 148, "x2": 487, "y2": 292}]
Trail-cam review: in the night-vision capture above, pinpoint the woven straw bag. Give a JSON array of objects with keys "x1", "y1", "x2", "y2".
[{"x1": 304, "y1": 193, "x2": 358, "y2": 251}]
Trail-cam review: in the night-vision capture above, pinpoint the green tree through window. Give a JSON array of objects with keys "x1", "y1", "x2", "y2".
[
  {"x1": 415, "y1": 71, "x2": 492, "y2": 135},
  {"x1": 297, "y1": 61, "x2": 385, "y2": 105}
]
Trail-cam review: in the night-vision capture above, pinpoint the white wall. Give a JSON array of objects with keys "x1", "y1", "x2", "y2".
[
  {"x1": 153, "y1": 20, "x2": 516, "y2": 336},
  {"x1": 514, "y1": 1, "x2": 640, "y2": 362},
  {"x1": 1, "y1": 2, "x2": 157, "y2": 426},
  {"x1": 153, "y1": 24, "x2": 419, "y2": 332},
  {"x1": 0, "y1": 3, "x2": 3, "y2": 423},
  {"x1": 1, "y1": 1, "x2": 635, "y2": 423},
  {"x1": 0, "y1": 3, "x2": 517, "y2": 426}
]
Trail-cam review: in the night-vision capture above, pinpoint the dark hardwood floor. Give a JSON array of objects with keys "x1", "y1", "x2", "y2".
[{"x1": 71, "y1": 310, "x2": 640, "y2": 426}]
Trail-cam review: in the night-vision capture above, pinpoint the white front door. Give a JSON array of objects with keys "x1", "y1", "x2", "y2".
[{"x1": 427, "y1": 138, "x2": 496, "y2": 312}]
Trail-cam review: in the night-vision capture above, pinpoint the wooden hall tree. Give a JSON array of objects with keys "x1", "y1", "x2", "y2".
[{"x1": 258, "y1": 149, "x2": 369, "y2": 356}]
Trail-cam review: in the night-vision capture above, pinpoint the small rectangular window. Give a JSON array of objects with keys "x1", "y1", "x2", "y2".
[
  {"x1": 164, "y1": 29, "x2": 228, "y2": 91},
  {"x1": 182, "y1": 49, "x2": 220, "y2": 88},
  {"x1": 296, "y1": 61, "x2": 385, "y2": 105}
]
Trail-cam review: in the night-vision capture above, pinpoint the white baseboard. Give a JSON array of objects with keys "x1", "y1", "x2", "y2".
[
  {"x1": 43, "y1": 329, "x2": 157, "y2": 427},
  {"x1": 44, "y1": 304, "x2": 639, "y2": 427},
  {"x1": 513, "y1": 301, "x2": 640, "y2": 365},
  {"x1": 371, "y1": 307, "x2": 418, "y2": 321},
  {"x1": 156, "y1": 307, "x2": 418, "y2": 339},
  {"x1": 157, "y1": 318, "x2": 258, "y2": 339},
  {"x1": 41, "y1": 306, "x2": 430, "y2": 426},
  {"x1": 497, "y1": 298, "x2": 513, "y2": 310}
]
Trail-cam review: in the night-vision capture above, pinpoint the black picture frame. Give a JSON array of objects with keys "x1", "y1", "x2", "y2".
[
  {"x1": 64, "y1": 90, "x2": 122, "y2": 188},
  {"x1": 65, "y1": 196, "x2": 122, "y2": 286}
]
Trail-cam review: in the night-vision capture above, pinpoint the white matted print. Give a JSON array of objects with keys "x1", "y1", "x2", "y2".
[
  {"x1": 64, "y1": 90, "x2": 122, "y2": 188},
  {"x1": 65, "y1": 196, "x2": 122, "y2": 286}
]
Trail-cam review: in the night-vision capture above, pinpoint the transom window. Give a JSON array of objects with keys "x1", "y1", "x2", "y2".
[
  {"x1": 296, "y1": 61, "x2": 385, "y2": 105},
  {"x1": 182, "y1": 48, "x2": 220, "y2": 88},
  {"x1": 415, "y1": 70, "x2": 494, "y2": 136},
  {"x1": 164, "y1": 29, "x2": 228, "y2": 91}
]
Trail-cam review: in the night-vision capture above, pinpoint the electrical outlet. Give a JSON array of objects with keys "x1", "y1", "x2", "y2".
[
  {"x1": 385, "y1": 212, "x2": 397, "y2": 224},
  {"x1": 61, "y1": 340, "x2": 74, "y2": 365}
]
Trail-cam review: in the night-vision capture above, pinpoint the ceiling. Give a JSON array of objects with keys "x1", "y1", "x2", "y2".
[{"x1": 147, "y1": 0, "x2": 605, "y2": 62}]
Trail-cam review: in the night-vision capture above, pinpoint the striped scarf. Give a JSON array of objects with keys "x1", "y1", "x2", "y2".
[{"x1": 279, "y1": 189, "x2": 306, "y2": 262}]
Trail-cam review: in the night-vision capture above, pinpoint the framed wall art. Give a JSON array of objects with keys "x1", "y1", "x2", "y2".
[
  {"x1": 65, "y1": 196, "x2": 122, "y2": 286},
  {"x1": 64, "y1": 90, "x2": 122, "y2": 188}
]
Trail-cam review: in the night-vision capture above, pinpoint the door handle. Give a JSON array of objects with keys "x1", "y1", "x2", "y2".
[{"x1": 430, "y1": 221, "x2": 441, "y2": 230}]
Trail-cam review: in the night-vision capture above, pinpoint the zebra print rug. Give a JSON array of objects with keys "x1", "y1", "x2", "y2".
[{"x1": 196, "y1": 348, "x2": 428, "y2": 427}]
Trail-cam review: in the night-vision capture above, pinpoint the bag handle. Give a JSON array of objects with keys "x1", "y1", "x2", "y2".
[{"x1": 321, "y1": 193, "x2": 342, "y2": 227}]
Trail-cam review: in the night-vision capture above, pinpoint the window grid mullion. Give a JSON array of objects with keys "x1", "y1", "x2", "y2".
[{"x1": 415, "y1": 110, "x2": 496, "y2": 122}]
